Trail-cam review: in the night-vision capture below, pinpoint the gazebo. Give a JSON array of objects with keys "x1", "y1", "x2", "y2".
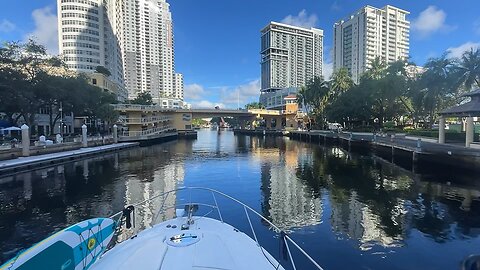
[{"x1": 439, "y1": 89, "x2": 480, "y2": 147}]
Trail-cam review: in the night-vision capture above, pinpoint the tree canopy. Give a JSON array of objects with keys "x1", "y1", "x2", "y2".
[
  {"x1": 244, "y1": 102, "x2": 265, "y2": 109},
  {"x1": 130, "y1": 92, "x2": 154, "y2": 105},
  {"x1": 301, "y1": 47, "x2": 480, "y2": 130},
  {"x1": 0, "y1": 40, "x2": 119, "y2": 134}
]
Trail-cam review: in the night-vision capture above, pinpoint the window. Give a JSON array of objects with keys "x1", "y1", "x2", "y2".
[{"x1": 92, "y1": 78, "x2": 97, "y2": 85}]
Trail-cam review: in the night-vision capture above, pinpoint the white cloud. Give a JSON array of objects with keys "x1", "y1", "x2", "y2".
[
  {"x1": 446, "y1": 42, "x2": 480, "y2": 59},
  {"x1": 411, "y1": 6, "x2": 455, "y2": 38},
  {"x1": 0, "y1": 19, "x2": 15, "y2": 33},
  {"x1": 323, "y1": 62, "x2": 333, "y2": 80},
  {"x1": 185, "y1": 79, "x2": 260, "y2": 109},
  {"x1": 330, "y1": 1, "x2": 341, "y2": 11},
  {"x1": 184, "y1": 83, "x2": 206, "y2": 100},
  {"x1": 25, "y1": 6, "x2": 58, "y2": 55},
  {"x1": 190, "y1": 100, "x2": 225, "y2": 109},
  {"x1": 281, "y1": 10, "x2": 318, "y2": 28},
  {"x1": 220, "y1": 79, "x2": 261, "y2": 108}
]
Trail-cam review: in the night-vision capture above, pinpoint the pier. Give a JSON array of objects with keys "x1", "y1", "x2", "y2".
[
  {"x1": 0, "y1": 142, "x2": 138, "y2": 175},
  {"x1": 288, "y1": 130, "x2": 480, "y2": 171}
]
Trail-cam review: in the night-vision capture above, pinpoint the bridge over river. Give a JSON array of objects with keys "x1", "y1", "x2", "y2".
[{"x1": 112, "y1": 104, "x2": 300, "y2": 142}]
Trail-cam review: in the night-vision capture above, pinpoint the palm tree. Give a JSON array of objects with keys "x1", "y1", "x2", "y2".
[
  {"x1": 420, "y1": 55, "x2": 457, "y2": 126},
  {"x1": 244, "y1": 102, "x2": 264, "y2": 109},
  {"x1": 296, "y1": 86, "x2": 307, "y2": 112},
  {"x1": 455, "y1": 48, "x2": 480, "y2": 90},
  {"x1": 364, "y1": 57, "x2": 387, "y2": 80},
  {"x1": 296, "y1": 86, "x2": 311, "y2": 129},
  {"x1": 330, "y1": 67, "x2": 353, "y2": 98}
]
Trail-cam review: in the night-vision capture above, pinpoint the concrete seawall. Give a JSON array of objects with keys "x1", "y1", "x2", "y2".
[
  {"x1": 287, "y1": 131, "x2": 480, "y2": 172},
  {"x1": 0, "y1": 143, "x2": 139, "y2": 175}
]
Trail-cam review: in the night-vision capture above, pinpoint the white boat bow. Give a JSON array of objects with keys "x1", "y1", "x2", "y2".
[{"x1": 1, "y1": 187, "x2": 323, "y2": 270}]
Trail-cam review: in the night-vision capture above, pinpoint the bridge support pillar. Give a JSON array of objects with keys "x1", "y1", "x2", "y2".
[
  {"x1": 264, "y1": 117, "x2": 272, "y2": 130},
  {"x1": 272, "y1": 116, "x2": 281, "y2": 131}
]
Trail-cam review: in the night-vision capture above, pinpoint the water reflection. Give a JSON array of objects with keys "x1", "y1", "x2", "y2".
[
  {"x1": 289, "y1": 142, "x2": 480, "y2": 248},
  {"x1": 254, "y1": 139, "x2": 323, "y2": 231},
  {"x1": 1, "y1": 131, "x2": 480, "y2": 269},
  {"x1": 0, "y1": 142, "x2": 190, "y2": 261}
]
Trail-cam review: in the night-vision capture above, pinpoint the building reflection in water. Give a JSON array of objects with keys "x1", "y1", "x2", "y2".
[
  {"x1": 2, "y1": 131, "x2": 480, "y2": 265},
  {"x1": 249, "y1": 136, "x2": 323, "y2": 231},
  {"x1": 0, "y1": 141, "x2": 189, "y2": 260},
  {"x1": 256, "y1": 138, "x2": 480, "y2": 252}
]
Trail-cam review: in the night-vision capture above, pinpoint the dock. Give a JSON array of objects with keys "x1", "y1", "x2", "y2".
[
  {"x1": 287, "y1": 130, "x2": 480, "y2": 171},
  {"x1": 0, "y1": 142, "x2": 138, "y2": 175},
  {"x1": 233, "y1": 129, "x2": 284, "y2": 136}
]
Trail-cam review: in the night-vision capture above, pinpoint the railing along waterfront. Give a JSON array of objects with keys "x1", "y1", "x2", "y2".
[{"x1": 120, "y1": 127, "x2": 175, "y2": 137}]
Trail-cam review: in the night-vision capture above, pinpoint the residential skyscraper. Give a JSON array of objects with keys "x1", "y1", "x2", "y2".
[
  {"x1": 57, "y1": 0, "x2": 184, "y2": 102},
  {"x1": 260, "y1": 22, "x2": 324, "y2": 93},
  {"x1": 57, "y1": 0, "x2": 124, "y2": 87},
  {"x1": 173, "y1": 73, "x2": 184, "y2": 100},
  {"x1": 333, "y1": 5, "x2": 410, "y2": 83}
]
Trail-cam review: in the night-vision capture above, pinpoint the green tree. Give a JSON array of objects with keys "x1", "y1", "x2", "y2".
[
  {"x1": 330, "y1": 67, "x2": 353, "y2": 98},
  {"x1": 244, "y1": 102, "x2": 265, "y2": 109},
  {"x1": 419, "y1": 55, "x2": 459, "y2": 126},
  {"x1": 455, "y1": 48, "x2": 480, "y2": 90},
  {"x1": 0, "y1": 40, "x2": 120, "y2": 134},
  {"x1": 326, "y1": 83, "x2": 373, "y2": 128},
  {"x1": 131, "y1": 92, "x2": 154, "y2": 105},
  {"x1": 0, "y1": 40, "x2": 63, "y2": 128},
  {"x1": 0, "y1": 65, "x2": 31, "y2": 125},
  {"x1": 300, "y1": 76, "x2": 330, "y2": 128}
]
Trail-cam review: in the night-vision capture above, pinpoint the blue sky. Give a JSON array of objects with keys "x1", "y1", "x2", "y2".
[{"x1": 1, "y1": 0, "x2": 480, "y2": 108}]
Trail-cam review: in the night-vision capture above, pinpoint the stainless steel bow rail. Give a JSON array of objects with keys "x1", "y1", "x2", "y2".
[{"x1": 110, "y1": 187, "x2": 324, "y2": 270}]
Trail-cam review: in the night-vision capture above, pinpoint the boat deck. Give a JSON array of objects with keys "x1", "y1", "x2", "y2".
[{"x1": 91, "y1": 217, "x2": 284, "y2": 270}]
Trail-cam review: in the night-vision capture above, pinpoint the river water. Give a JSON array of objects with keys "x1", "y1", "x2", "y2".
[{"x1": 1, "y1": 129, "x2": 480, "y2": 269}]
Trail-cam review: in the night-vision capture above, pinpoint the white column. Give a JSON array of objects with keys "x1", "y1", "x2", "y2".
[
  {"x1": 466, "y1": 116, "x2": 474, "y2": 147},
  {"x1": 82, "y1": 124, "x2": 88, "y2": 148},
  {"x1": 438, "y1": 116, "x2": 445, "y2": 144},
  {"x1": 113, "y1": 124, "x2": 118, "y2": 143},
  {"x1": 21, "y1": 124, "x2": 30, "y2": 157}
]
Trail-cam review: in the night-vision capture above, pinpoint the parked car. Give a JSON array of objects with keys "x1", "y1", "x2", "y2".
[
  {"x1": 328, "y1": 123, "x2": 343, "y2": 131},
  {"x1": 432, "y1": 123, "x2": 450, "y2": 130}
]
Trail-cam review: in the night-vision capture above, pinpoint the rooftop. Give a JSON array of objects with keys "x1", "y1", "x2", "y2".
[{"x1": 441, "y1": 89, "x2": 480, "y2": 116}]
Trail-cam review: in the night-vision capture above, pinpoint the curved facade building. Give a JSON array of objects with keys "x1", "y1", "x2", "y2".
[
  {"x1": 57, "y1": 0, "x2": 124, "y2": 87},
  {"x1": 57, "y1": 0, "x2": 183, "y2": 103},
  {"x1": 58, "y1": 0, "x2": 103, "y2": 72}
]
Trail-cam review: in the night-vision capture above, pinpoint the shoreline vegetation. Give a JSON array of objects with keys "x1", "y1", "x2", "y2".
[
  {"x1": 0, "y1": 40, "x2": 119, "y2": 136},
  {"x1": 297, "y1": 49, "x2": 480, "y2": 133}
]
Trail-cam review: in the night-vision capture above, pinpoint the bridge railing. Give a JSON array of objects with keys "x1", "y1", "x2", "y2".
[
  {"x1": 112, "y1": 104, "x2": 175, "y2": 112},
  {"x1": 118, "y1": 116, "x2": 172, "y2": 125}
]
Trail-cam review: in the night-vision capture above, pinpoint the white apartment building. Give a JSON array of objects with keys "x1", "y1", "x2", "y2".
[
  {"x1": 333, "y1": 5, "x2": 410, "y2": 83},
  {"x1": 57, "y1": 0, "x2": 124, "y2": 87},
  {"x1": 173, "y1": 73, "x2": 184, "y2": 100},
  {"x1": 260, "y1": 22, "x2": 324, "y2": 93},
  {"x1": 57, "y1": 0, "x2": 184, "y2": 103}
]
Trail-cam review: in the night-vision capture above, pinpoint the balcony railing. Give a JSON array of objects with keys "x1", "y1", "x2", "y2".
[
  {"x1": 112, "y1": 104, "x2": 175, "y2": 112},
  {"x1": 119, "y1": 116, "x2": 172, "y2": 125}
]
